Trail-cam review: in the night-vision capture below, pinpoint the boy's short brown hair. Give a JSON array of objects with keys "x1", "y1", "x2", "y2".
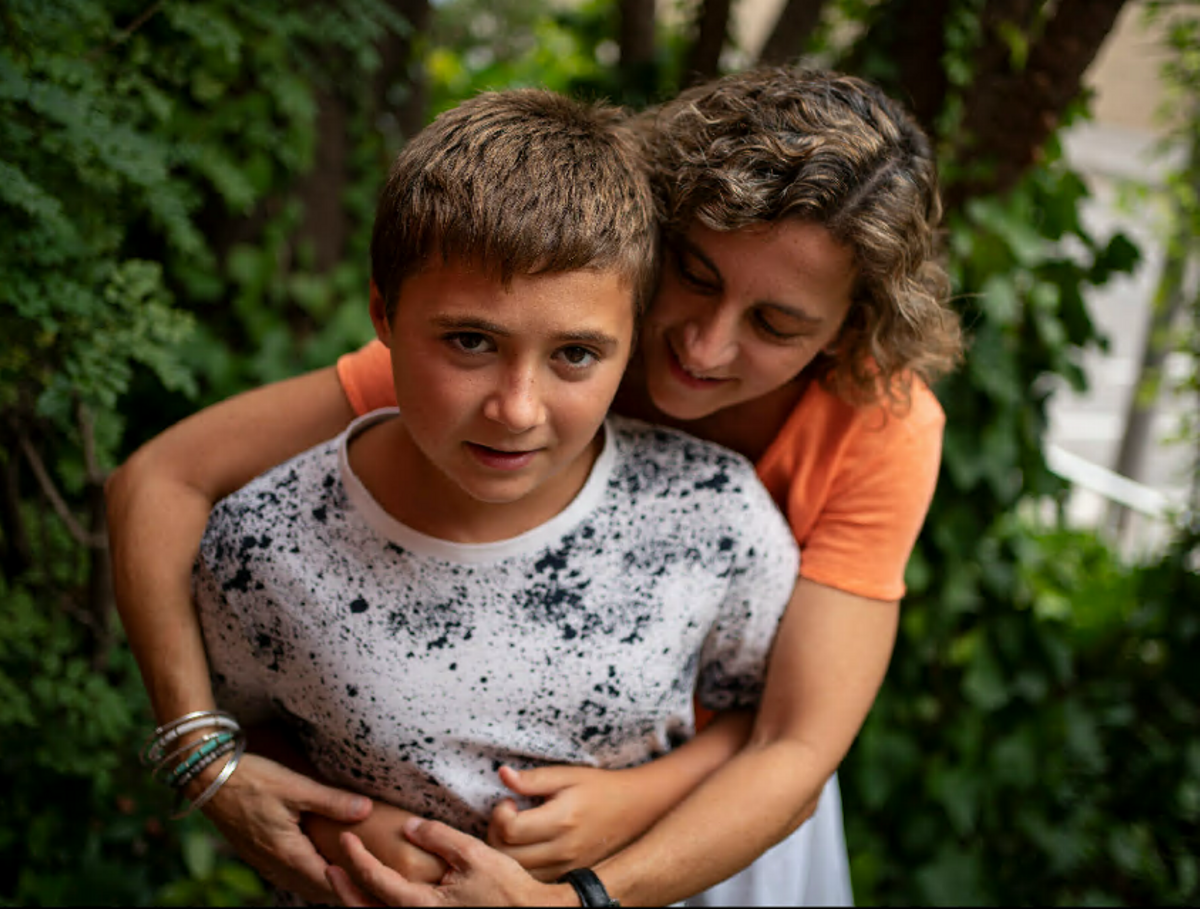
[{"x1": 371, "y1": 90, "x2": 657, "y2": 321}]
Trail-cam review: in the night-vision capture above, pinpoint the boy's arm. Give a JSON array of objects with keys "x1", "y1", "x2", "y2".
[
  {"x1": 486, "y1": 710, "x2": 754, "y2": 880},
  {"x1": 106, "y1": 366, "x2": 364, "y2": 900}
]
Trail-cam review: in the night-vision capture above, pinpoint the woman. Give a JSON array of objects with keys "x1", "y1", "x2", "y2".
[{"x1": 107, "y1": 67, "x2": 961, "y2": 906}]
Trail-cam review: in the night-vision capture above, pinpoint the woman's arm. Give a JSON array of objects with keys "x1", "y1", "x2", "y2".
[
  {"x1": 592, "y1": 578, "x2": 898, "y2": 903},
  {"x1": 333, "y1": 577, "x2": 898, "y2": 906},
  {"x1": 106, "y1": 366, "x2": 364, "y2": 900}
]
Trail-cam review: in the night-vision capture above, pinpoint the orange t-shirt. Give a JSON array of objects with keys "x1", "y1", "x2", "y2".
[{"x1": 337, "y1": 340, "x2": 943, "y2": 601}]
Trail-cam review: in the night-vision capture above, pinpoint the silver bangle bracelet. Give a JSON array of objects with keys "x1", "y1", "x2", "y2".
[
  {"x1": 141, "y1": 711, "x2": 239, "y2": 765},
  {"x1": 171, "y1": 736, "x2": 247, "y2": 820},
  {"x1": 171, "y1": 736, "x2": 240, "y2": 790},
  {"x1": 151, "y1": 731, "x2": 227, "y2": 781}
]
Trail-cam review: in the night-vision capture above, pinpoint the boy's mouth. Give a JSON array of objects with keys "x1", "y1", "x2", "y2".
[{"x1": 465, "y1": 443, "x2": 539, "y2": 471}]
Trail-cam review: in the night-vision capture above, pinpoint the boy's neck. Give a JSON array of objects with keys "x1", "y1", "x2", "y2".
[{"x1": 346, "y1": 414, "x2": 604, "y2": 544}]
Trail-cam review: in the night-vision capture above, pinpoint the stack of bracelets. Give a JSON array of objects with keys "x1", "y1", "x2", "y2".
[{"x1": 140, "y1": 710, "x2": 247, "y2": 819}]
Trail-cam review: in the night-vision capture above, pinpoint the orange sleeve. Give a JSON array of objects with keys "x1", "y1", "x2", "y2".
[
  {"x1": 335, "y1": 339, "x2": 397, "y2": 415},
  {"x1": 757, "y1": 381, "x2": 944, "y2": 602}
]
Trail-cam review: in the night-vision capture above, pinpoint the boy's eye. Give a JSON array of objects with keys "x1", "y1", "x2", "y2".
[
  {"x1": 556, "y1": 346, "x2": 599, "y2": 368},
  {"x1": 447, "y1": 332, "x2": 494, "y2": 354}
]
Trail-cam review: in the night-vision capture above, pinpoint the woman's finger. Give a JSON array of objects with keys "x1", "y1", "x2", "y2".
[
  {"x1": 341, "y1": 832, "x2": 438, "y2": 907},
  {"x1": 326, "y1": 865, "x2": 385, "y2": 908},
  {"x1": 402, "y1": 817, "x2": 487, "y2": 870},
  {"x1": 288, "y1": 773, "x2": 373, "y2": 822}
]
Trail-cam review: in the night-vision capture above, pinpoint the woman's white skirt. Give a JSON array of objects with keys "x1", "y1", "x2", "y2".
[{"x1": 682, "y1": 772, "x2": 853, "y2": 907}]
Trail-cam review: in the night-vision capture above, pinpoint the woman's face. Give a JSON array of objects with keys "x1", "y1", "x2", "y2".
[{"x1": 640, "y1": 220, "x2": 857, "y2": 422}]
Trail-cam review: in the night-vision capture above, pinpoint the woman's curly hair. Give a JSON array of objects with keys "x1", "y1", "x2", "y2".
[{"x1": 640, "y1": 67, "x2": 963, "y2": 410}]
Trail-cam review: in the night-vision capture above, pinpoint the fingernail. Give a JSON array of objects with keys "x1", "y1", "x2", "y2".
[
  {"x1": 403, "y1": 817, "x2": 423, "y2": 834},
  {"x1": 351, "y1": 796, "x2": 370, "y2": 814}
]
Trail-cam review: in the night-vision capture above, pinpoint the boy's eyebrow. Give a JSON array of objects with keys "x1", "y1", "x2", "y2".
[{"x1": 431, "y1": 315, "x2": 622, "y2": 348}]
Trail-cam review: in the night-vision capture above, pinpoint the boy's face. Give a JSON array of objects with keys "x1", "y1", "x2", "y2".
[{"x1": 371, "y1": 259, "x2": 635, "y2": 517}]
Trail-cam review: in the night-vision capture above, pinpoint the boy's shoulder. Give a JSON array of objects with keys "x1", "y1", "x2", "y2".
[
  {"x1": 208, "y1": 436, "x2": 344, "y2": 535},
  {"x1": 606, "y1": 414, "x2": 769, "y2": 504}
]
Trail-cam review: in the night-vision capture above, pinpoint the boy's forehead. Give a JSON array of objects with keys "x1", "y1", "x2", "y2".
[
  {"x1": 395, "y1": 261, "x2": 636, "y2": 336},
  {"x1": 398, "y1": 256, "x2": 637, "y2": 311}
]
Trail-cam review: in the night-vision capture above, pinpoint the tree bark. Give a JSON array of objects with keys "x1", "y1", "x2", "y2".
[
  {"x1": 294, "y1": 87, "x2": 350, "y2": 274},
  {"x1": 890, "y1": 0, "x2": 952, "y2": 138},
  {"x1": 684, "y1": 0, "x2": 733, "y2": 86},
  {"x1": 374, "y1": 0, "x2": 432, "y2": 145},
  {"x1": 836, "y1": 0, "x2": 953, "y2": 136},
  {"x1": 619, "y1": 0, "x2": 657, "y2": 67},
  {"x1": 944, "y1": 0, "x2": 1130, "y2": 211},
  {"x1": 757, "y1": 0, "x2": 827, "y2": 67}
]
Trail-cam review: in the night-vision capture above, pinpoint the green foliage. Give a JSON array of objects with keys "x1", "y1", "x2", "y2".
[
  {"x1": 1, "y1": 1, "x2": 408, "y2": 903},
  {"x1": 0, "y1": 576, "x2": 266, "y2": 905},
  {"x1": 3, "y1": 0, "x2": 1195, "y2": 905},
  {"x1": 847, "y1": 521, "x2": 1200, "y2": 906},
  {"x1": 838, "y1": 97, "x2": 1199, "y2": 906}
]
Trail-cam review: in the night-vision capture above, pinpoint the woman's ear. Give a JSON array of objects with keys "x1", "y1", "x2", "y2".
[{"x1": 368, "y1": 280, "x2": 393, "y2": 348}]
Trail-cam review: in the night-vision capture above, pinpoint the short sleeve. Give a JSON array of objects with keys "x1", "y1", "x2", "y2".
[
  {"x1": 193, "y1": 556, "x2": 275, "y2": 726},
  {"x1": 695, "y1": 473, "x2": 799, "y2": 712},
  {"x1": 336, "y1": 340, "x2": 397, "y2": 416},
  {"x1": 791, "y1": 384, "x2": 944, "y2": 601}
]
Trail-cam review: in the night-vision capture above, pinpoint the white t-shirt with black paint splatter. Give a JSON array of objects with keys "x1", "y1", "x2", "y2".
[{"x1": 195, "y1": 409, "x2": 799, "y2": 837}]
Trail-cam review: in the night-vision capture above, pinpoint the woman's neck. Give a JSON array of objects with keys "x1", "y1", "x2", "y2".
[{"x1": 614, "y1": 356, "x2": 809, "y2": 464}]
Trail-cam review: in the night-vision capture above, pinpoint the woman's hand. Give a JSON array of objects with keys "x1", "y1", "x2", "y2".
[
  {"x1": 191, "y1": 753, "x2": 372, "y2": 903},
  {"x1": 486, "y1": 764, "x2": 647, "y2": 881},
  {"x1": 306, "y1": 799, "x2": 449, "y2": 887},
  {"x1": 326, "y1": 822, "x2": 575, "y2": 907}
]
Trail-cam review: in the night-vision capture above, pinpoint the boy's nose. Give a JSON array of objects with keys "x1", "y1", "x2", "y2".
[
  {"x1": 483, "y1": 369, "x2": 546, "y2": 433},
  {"x1": 681, "y1": 305, "x2": 738, "y2": 371}
]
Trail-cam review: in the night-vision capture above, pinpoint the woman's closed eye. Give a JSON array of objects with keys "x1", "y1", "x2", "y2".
[
  {"x1": 752, "y1": 308, "x2": 817, "y2": 342},
  {"x1": 673, "y1": 250, "x2": 720, "y2": 294}
]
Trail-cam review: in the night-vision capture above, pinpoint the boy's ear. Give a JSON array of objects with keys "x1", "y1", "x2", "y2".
[{"x1": 368, "y1": 280, "x2": 393, "y2": 348}]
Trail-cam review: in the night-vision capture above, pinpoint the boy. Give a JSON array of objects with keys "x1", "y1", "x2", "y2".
[{"x1": 193, "y1": 89, "x2": 798, "y2": 897}]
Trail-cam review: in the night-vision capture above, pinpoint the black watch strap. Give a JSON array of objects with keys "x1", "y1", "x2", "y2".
[{"x1": 559, "y1": 868, "x2": 620, "y2": 907}]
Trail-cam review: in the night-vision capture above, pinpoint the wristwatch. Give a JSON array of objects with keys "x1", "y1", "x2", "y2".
[{"x1": 559, "y1": 868, "x2": 620, "y2": 907}]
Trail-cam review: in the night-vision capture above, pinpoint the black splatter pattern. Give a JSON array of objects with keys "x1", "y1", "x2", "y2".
[{"x1": 195, "y1": 412, "x2": 798, "y2": 838}]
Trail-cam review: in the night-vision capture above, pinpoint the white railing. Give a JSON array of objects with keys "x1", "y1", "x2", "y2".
[{"x1": 1044, "y1": 443, "x2": 1174, "y2": 518}]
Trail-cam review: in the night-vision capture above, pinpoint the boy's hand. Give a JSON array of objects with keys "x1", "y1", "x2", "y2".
[
  {"x1": 193, "y1": 753, "x2": 372, "y2": 903},
  {"x1": 486, "y1": 764, "x2": 649, "y2": 882}
]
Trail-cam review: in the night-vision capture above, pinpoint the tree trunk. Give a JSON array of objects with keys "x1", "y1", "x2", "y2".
[
  {"x1": 684, "y1": 0, "x2": 733, "y2": 86},
  {"x1": 757, "y1": 0, "x2": 827, "y2": 67},
  {"x1": 294, "y1": 88, "x2": 350, "y2": 273},
  {"x1": 374, "y1": 0, "x2": 432, "y2": 145},
  {"x1": 944, "y1": 0, "x2": 1130, "y2": 211},
  {"x1": 890, "y1": 0, "x2": 952, "y2": 138},
  {"x1": 1107, "y1": 135, "x2": 1200, "y2": 535},
  {"x1": 836, "y1": 0, "x2": 953, "y2": 138},
  {"x1": 619, "y1": 0, "x2": 657, "y2": 68},
  {"x1": 0, "y1": 440, "x2": 31, "y2": 579}
]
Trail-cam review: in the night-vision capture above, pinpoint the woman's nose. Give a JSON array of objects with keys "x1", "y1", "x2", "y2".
[{"x1": 681, "y1": 305, "x2": 738, "y2": 371}]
